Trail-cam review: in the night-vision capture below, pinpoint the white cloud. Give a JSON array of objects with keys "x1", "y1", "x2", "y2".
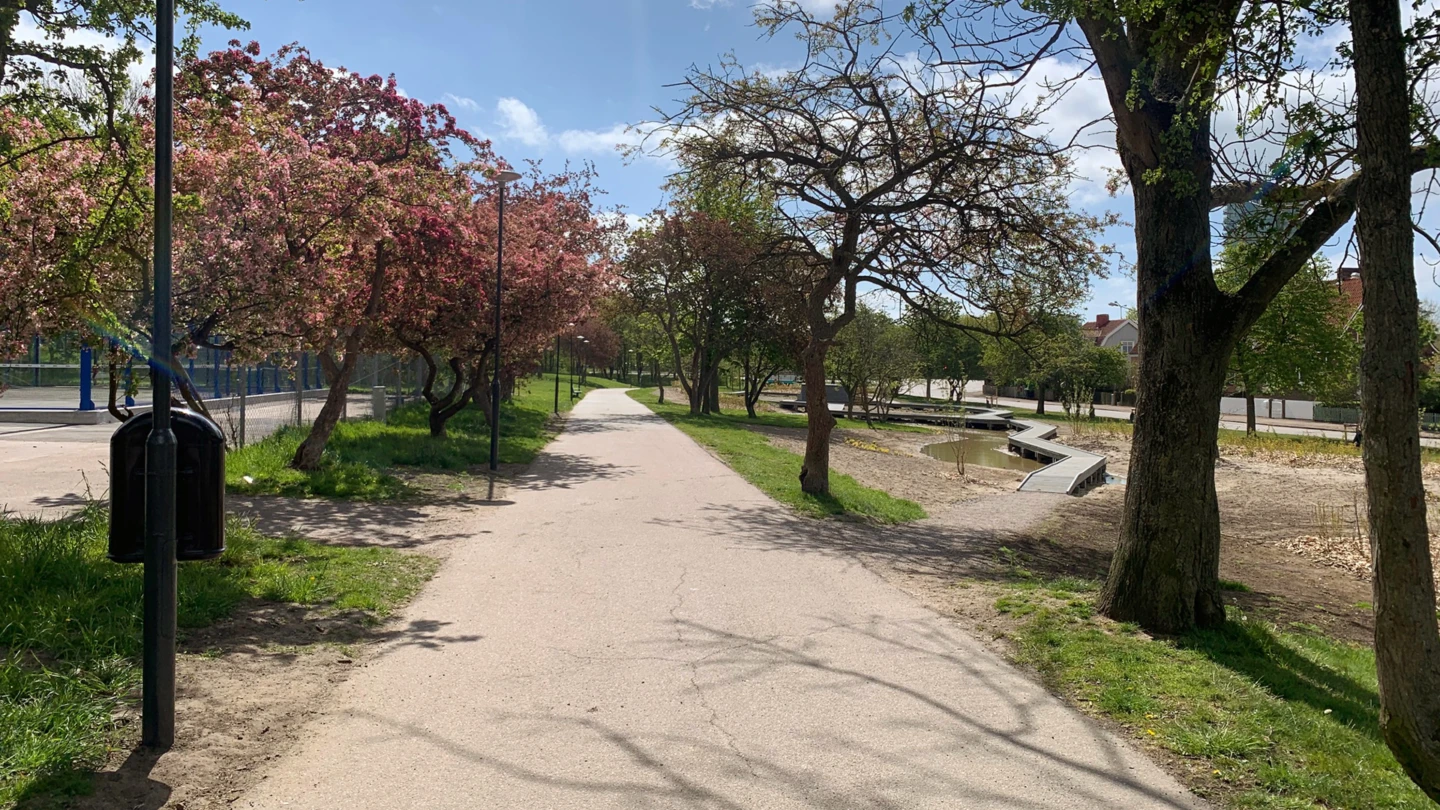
[
  {"x1": 496, "y1": 97, "x2": 550, "y2": 147},
  {"x1": 599, "y1": 211, "x2": 655, "y2": 232},
  {"x1": 556, "y1": 123, "x2": 642, "y2": 154},
  {"x1": 490, "y1": 97, "x2": 651, "y2": 158},
  {"x1": 442, "y1": 92, "x2": 480, "y2": 112}
]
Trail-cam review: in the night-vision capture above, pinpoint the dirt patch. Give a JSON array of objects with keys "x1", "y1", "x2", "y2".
[
  {"x1": 742, "y1": 416, "x2": 1395, "y2": 645},
  {"x1": 753, "y1": 422, "x2": 1023, "y2": 512}
]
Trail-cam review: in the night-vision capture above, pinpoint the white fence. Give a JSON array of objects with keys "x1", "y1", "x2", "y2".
[{"x1": 1219, "y1": 396, "x2": 1315, "y2": 421}]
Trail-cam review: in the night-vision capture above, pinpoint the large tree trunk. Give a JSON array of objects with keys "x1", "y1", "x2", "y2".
[
  {"x1": 1245, "y1": 389, "x2": 1257, "y2": 435},
  {"x1": 1035, "y1": 384, "x2": 1046, "y2": 416},
  {"x1": 291, "y1": 347, "x2": 358, "y2": 470},
  {"x1": 798, "y1": 340, "x2": 835, "y2": 495},
  {"x1": 1098, "y1": 175, "x2": 1232, "y2": 633},
  {"x1": 291, "y1": 242, "x2": 389, "y2": 471},
  {"x1": 1353, "y1": 0, "x2": 1440, "y2": 798},
  {"x1": 107, "y1": 360, "x2": 132, "y2": 422}
]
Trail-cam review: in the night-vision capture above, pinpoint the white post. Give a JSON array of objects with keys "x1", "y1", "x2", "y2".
[{"x1": 372, "y1": 385, "x2": 387, "y2": 423}]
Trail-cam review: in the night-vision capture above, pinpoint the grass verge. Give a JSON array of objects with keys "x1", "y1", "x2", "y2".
[
  {"x1": 628, "y1": 388, "x2": 926, "y2": 523},
  {"x1": 991, "y1": 578, "x2": 1430, "y2": 809},
  {"x1": 228, "y1": 373, "x2": 618, "y2": 499},
  {"x1": 0, "y1": 506, "x2": 436, "y2": 807}
]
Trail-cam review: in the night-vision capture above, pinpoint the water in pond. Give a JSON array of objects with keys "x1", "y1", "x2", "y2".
[{"x1": 921, "y1": 430, "x2": 1045, "y2": 472}]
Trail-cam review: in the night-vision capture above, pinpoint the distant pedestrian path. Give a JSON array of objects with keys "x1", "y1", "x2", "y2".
[
  {"x1": 0, "y1": 393, "x2": 374, "y2": 516},
  {"x1": 238, "y1": 388, "x2": 1202, "y2": 810}
]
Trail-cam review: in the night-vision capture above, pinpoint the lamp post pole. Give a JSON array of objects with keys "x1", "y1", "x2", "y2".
[
  {"x1": 488, "y1": 170, "x2": 522, "y2": 472},
  {"x1": 553, "y1": 333, "x2": 561, "y2": 415},
  {"x1": 569, "y1": 335, "x2": 581, "y2": 398},
  {"x1": 143, "y1": 0, "x2": 178, "y2": 749}
]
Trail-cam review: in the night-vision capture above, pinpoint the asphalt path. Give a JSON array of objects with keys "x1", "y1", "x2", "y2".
[{"x1": 238, "y1": 388, "x2": 1204, "y2": 810}]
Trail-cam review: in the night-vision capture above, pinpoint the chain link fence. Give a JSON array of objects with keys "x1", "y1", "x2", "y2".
[
  {"x1": 3, "y1": 334, "x2": 433, "y2": 449},
  {"x1": 201, "y1": 354, "x2": 429, "y2": 448}
]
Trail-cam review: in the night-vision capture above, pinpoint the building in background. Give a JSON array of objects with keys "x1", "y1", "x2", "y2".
[{"x1": 1082, "y1": 314, "x2": 1139, "y2": 359}]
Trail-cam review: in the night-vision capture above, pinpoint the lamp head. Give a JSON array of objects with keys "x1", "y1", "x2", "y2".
[{"x1": 496, "y1": 169, "x2": 523, "y2": 185}]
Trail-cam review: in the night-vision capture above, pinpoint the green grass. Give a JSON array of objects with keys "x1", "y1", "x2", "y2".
[
  {"x1": 228, "y1": 373, "x2": 616, "y2": 500},
  {"x1": 994, "y1": 581, "x2": 1432, "y2": 809},
  {"x1": 628, "y1": 388, "x2": 926, "y2": 524},
  {"x1": 0, "y1": 507, "x2": 436, "y2": 806}
]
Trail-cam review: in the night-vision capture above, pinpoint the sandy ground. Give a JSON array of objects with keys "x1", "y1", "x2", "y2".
[
  {"x1": 759, "y1": 423, "x2": 1022, "y2": 512},
  {"x1": 749, "y1": 414, "x2": 1402, "y2": 646}
]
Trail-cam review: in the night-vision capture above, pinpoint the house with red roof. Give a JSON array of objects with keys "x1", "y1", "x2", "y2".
[{"x1": 1081, "y1": 314, "x2": 1139, "y2": 360}]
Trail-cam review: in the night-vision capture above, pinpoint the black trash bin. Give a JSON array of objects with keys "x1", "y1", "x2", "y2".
[{"x1": 108, "y1": 409, "x2": 226, "y2": 563}]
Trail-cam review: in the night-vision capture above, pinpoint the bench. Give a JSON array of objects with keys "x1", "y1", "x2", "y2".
[{"x1": 570, "y1": 384, "x2": 582, "y2": 400}]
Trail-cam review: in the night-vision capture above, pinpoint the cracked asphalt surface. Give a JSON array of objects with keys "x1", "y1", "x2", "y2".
[{"x1": 238, "y1": 389, "x2": 1204, "y2": 809}]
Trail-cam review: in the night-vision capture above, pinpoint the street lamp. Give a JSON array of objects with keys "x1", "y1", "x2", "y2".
[
  {"x1": 489, "y1": 168, "x2": 523, "y2": 473},
  {"x1": 554, "y1": 321, "x2": 573, "y2": 416},
  {"x1": 571, "y1": 335, "x2": 587, "y2": 398}
]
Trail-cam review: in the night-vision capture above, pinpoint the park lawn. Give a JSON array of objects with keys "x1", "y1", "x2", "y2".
[
  {"x1": 988, "y1": 578, "x2": 1430, "y2": 809},
  {"x1": 227, "y1": 373, "x2": 614, "y2": 499},
  {"x1": 628, "y1": 388, "x2": 926, "y2": 524},
  {"x1": 0, "y1": 507, "x2": 436, "y2": 807}
]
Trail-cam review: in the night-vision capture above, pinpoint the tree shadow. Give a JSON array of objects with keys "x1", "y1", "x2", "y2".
[
  {"x1": 1179, "y1": 621, "x2": 1382, "y2": 739},
  {"x1": 18, "y1": 746, "x2": 170, "y2": 810},
  {"x1": 645, "y1": 499, "x2": 1112, "y2": 586},
  {"x1": 228, "y1": 495, "x2": 469, "y2": 550},
  {"x1": 509, "y1": 451, "x2": 635, "y2": 491}
]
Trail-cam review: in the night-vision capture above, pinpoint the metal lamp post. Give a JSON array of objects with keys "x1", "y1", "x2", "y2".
[
  {"x1": 554, "y1": 321, "x2": 574, "y2": 414},
  {"x1": 553, "y1": 333, "x2": 562, "y2": 415},
  {"x1": 489, "y1": 169, "x2": 523, "y2": 472},
  {"x1": 144, "y1": 0, "x2": 178, "y2": 749}
]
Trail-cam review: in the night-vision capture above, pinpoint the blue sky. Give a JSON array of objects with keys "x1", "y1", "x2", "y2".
[
  {"x1": 196, "y1": 0, "x2": 1439, "y2": 320},
  {"x1": 199, "y1": 0, "x2": 780, "y2": 231}
]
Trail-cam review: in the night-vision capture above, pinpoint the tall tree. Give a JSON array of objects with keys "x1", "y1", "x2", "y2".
[
  {"x1": 1217, "y1": 242, "x2": 1355, "y2": 434},
  {"x1": 622, "y1": 208, "x2": 761, "y2": 415},
  {"x1": 0, "y1": 112, "x2": 105, "y2": 359},
  {"x1": 904, "y1": 303, "x2": 985, "y2": 403},
  {"x1": 0, "y1": 0, "x2": 245, "y2": 160},
  {"x1": 1050, "y1": 337, "x2": 1130, "y2": 419},
  {"x1": 979, "y1": 313, "x2": 1083, "y2": 416},
  {"x1": 828, "y1": 304, "x2": 919, "y2": 422},
  {"x1": 899, "y1": 0, "x2": 1440, "y2": 630},
  {"x1": 660, "y1": 0, "x2": 1103, "y2": 495},
  {"x1": 175, "y1": 42, "x2": 482, "y2": 469},
  {"x1": 388, "y1": 166, "x2": 613, "y2": 436},
  {"x1": 1351, "y1": 0, "x2": 1440, "y2": 799}
]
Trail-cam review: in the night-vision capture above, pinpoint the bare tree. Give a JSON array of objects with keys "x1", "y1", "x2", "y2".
[{"x1": 658, "y1": 0, "x2": 1105, "y2": 495}]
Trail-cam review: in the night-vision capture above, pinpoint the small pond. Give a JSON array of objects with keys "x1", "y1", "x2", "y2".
[{"x1": 921, "y1": 430, "x2": 1045, "y2": 472}]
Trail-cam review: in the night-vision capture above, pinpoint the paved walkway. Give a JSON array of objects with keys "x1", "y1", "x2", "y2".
[{"x1": 239, "y1": 389, "x2": 1203, "y2": 809}]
